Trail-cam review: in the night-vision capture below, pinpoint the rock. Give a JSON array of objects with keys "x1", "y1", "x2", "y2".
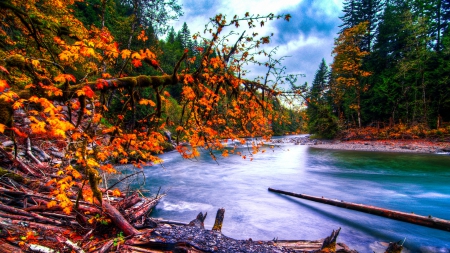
[
  {"x1": 50, "y1": 151, "x2": 64, "y2": 159},
  {"x1": 2, "y1": 141, "x2": 14, "y2": 147}
]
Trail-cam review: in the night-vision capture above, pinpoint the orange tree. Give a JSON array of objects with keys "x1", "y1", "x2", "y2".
[
  {"x1": 0, "y1": 0, "x2": 294, "y2": 211},
  {"x1": 331, "y1": 21, "x2": 371, "y2": 128}
]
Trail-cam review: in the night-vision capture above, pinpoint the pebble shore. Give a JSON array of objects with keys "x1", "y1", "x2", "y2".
[{"x1": 271, "y1": 136, "x2": 450, "y2": 154}]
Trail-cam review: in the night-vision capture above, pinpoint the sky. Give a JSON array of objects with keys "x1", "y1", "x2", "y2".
[{"x1": 169, "y1": 0, "x2": 344, "y2": 88}]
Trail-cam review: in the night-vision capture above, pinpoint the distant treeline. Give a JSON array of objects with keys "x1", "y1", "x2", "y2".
[{"x1": 307, "y1": 0, "x2": 450, "y2": 138}]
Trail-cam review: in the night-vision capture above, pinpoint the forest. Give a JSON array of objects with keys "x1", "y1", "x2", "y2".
[
  {"x1": 307, "y1": 0, "x2": 450, "y2": 139},
  {"x1": 0, "y1": 0, "x2": 447, "y2": 251}
]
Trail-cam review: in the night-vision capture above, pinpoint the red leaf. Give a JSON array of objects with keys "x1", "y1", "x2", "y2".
[
  {"x1": 96, "y1": 79, "x2": 108, "y2": 89},
  {"x1": 131, "y1": 59, "x2": 142, "y2": 68},
  {"x1": 82, "y1": 86, "x2": 95, "y2": 98},
  {"x1": 11, "y1": 127, "x2": 27, "y2": 137}
]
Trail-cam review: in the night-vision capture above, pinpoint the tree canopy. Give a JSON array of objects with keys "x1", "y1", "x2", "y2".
[{"x1": 0, "y1": 0, "x2": 299, "y2": 212}]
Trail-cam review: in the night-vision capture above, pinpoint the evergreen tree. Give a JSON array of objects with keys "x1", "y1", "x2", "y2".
[
  {"x1": 340, "y1": 0, "x2": 383, "y2": 52},
  {"x1": 180, "y1": 22, "x2": 192, "y2": 50},
  {"x1": 307, "y1": 59, "x2": 338, "y2": 138}
]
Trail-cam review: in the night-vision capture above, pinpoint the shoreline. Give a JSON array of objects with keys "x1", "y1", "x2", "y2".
[{"x1": 276, "y1": 136, "x2": 450, "y2": 154}]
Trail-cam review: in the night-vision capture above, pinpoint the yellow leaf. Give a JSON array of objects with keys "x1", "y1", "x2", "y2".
[
  {"x1": 120, "y1": 49, "x2": 131, "y2": 59},
  {"x1": 131, "y1": 52, "x2": 141, "y2": 59},
  {"x1": 87, "y1": 158, "x2": 99, "y2": 168},
  {"x1": 112, "y1": 189, "x2": 121, "y2": 197},
  {"x1": 139, "y1": 99, "x2": 156, "y2": 106},
  {"x1": 75, "y1": 89, "x2": 85, "y2": 96},
  {"x1": 0, "y1": 124, "x2": 6, "y2": 133}
]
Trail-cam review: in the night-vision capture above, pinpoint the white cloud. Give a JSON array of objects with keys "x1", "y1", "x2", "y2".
[{"x1": 168, "y1": 0, "x2": 343, "y2": 86}]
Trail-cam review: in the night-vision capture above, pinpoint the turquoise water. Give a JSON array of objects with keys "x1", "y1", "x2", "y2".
[{"x1": 121, "y1": 138, "x2": 450, "y2": 252}]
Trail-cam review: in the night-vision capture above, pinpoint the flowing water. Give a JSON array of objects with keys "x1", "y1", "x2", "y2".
[{"x1": 120, "y1": 136, "x2": 450, "y2": 252}]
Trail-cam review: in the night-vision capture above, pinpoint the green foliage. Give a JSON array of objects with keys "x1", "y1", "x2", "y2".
[
  {"x1": 322, "y1": 0, "x2": 450, "y2": 135},
  {"x1": 308, "y1": 104, "x2": 339, "y2": 139}
]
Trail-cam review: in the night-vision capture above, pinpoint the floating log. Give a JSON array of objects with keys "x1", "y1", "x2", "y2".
[{"x1": 268, "y1": 187, "x2": 450, "y2": 232}]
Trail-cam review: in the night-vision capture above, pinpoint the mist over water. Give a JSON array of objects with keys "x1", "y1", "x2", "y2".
[{"x1": 126, "y1": 136, "x2": 450, "y2": 252}]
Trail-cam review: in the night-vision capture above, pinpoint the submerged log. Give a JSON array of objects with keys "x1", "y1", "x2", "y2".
[{"x1": 268, "y1": 187, "x2": 450, "y2": 232}]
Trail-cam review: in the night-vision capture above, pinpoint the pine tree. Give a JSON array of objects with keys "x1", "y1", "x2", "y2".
[
  {"x1": 180, "y1": 22, "x2": 192, "y2": 50},
  {"x1": 307, "y1": 59, "x2": 339, "y2": 138},
  {"x1": 340, "y1": 0, "x2": 383, "y2": 52}
]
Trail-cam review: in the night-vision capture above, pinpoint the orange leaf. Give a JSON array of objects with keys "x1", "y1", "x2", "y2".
[
  {"x1": 0, "y1": 79, "x2": 10, "y2": 92},
  {"x1": 112, "y1": 189, "x2": 121, "y2": 197},
  {"x1": 0, "y1": 124, "x2": 6, "y2": 133}
]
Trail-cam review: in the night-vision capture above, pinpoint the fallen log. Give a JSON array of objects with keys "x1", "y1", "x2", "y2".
[
  {"x1": 268, "y1": 187, "x2": 450, "y2": 232},
  {"x1": 103, "y1": 201, "x2": 139, "y2": 236}
]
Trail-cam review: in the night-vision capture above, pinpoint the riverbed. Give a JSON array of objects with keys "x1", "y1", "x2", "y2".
[{"x1": 120, "y1": 136, "x2": 450, "y2": 253}]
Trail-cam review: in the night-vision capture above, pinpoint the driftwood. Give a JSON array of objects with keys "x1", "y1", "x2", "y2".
[
  {"x1": 212, "y1": 208, "x2": 225, "y2": 232},
  {"x1": 103, "y1": 201, "x2": 139, "y2": 236},
  {"x1": 321, "y1": 227, "x2": 341, "y2": 251},
  {"x1": 384, "y1": 240, "x2": 404, "y2": 253},
  {"x1": 269, "y1": 187, "x2": 450, "y2": 232},
  {"x1": 0, "y1": 147, "x2": 40, "y2": 176}
]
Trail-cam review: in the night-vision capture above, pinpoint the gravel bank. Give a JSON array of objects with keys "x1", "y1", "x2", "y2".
[
  {"x1": 311, "y1": 140, "x2": 449, "y2": 154},
  {"x1": 273, "y1": 136, "x2": 450, "y2": 154}
]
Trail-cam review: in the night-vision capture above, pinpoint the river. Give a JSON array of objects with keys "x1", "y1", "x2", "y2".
[{"x1": 119, "y1": 136, "x2": 450, "y2": 252}]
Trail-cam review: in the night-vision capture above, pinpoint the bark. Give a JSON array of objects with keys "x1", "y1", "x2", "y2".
[
  {"x1": 0, "y1": 147, "x2": 40, "y2": 176},
  {"x1": 26, "y1": 138, "x2": 42, "y2": 165},
  {"x1": 0, "y1": 240, "x2": 22, "y2": 253},
  {"x1": 126, "y1": 195, "x2": 162, "y2": 223},
  {"x1": 0, "y1": 217, "x2": 66, "y2": 233},
  {"x1": 116, "y1": 192, "x2": 140, "y2": 211},
  {"x1": 384, "y1": 241, "x2": 403, "y2": 253},
  {"x1": 103, "y1": 201, "x2": 139, "y2": 236},
  {"x1": 188, "y1": 212, "x2": 207, "y2": 229},
  {"x1": 56, "y1": 236, "x2": 85, "y2": 253},
  {"x1": 98, "y1": 239, "x2": 114, "y2": 253},
  {"x1": 0, "y1": 203, "x2": 63, "y2": 225},
  {"x1": 320, "y1": 227, "x2": 341, "y2": 252},
  {"x1": 212, "y1": 208, "x2": 225, "y2": 232}
]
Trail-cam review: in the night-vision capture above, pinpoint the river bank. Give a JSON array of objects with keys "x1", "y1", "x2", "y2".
[{"x1": 272, "y1": 135, "x2": 450, "y2": 154}]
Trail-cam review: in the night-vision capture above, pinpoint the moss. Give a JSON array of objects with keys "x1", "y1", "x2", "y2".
[
  {"x1": 0, "y1": 99, "x2": 13, "y2": 127},
  {"x1": 0, "y1": 167, "x2": 24, "y2": 183},
  {"x1": 87, "y1": 165, "x2": 102, "y2": 204}
]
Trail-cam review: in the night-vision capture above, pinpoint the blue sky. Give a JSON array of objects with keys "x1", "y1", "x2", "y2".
[{"x1": 169, "y1": 0, "x2": 343, "y2": 87}]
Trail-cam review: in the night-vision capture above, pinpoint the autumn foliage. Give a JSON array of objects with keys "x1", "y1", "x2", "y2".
[{"x1": 0, "y1": 0, "x2": 296, "y2": 218}]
